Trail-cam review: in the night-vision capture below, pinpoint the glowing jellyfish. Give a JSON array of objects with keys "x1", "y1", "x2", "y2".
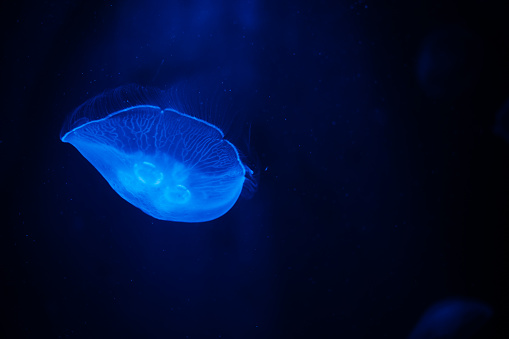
[{"x1": 61, "y1": 85, "x2": 256, "y2": 222}]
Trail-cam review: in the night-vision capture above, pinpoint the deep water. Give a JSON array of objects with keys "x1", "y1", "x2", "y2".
[{"x1": 1, "y1": 0, "x2": 508, "y2": 338}]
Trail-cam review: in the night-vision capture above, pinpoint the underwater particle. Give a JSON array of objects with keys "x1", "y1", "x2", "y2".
[
  {"x1": 61, "y1": 85, "x2": 256, "y2": 222},
  {"x1": 408, "y1": 298, "x2": 493, "y2": 339}
]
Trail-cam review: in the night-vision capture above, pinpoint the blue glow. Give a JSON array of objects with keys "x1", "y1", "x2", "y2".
[{"x1": 61, "y1": 86, "x2": 255, "y2": 222}]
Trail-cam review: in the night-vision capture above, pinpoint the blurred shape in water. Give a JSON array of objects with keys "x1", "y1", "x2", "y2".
[
  {"x1": 493, "y1": 98, "x2": 509, "y2": 144},
  {"x1": 408, "y1": 298, "x2": 492, "y2": 339},
  {"x1": 417, "y1": 26, "x2": 483, "y2": 99}
]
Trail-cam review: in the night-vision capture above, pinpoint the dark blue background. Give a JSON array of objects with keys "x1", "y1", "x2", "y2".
[{"x1": 2, "y1": 0, "x2": 508, "y2": 338}]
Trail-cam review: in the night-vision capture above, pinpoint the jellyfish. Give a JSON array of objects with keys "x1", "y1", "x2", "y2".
[
  {"x1": 408, "y1": 298, "x2": 493, "y2": 339},
  {"x1": 61, "y1": 85, "x2": 256, "y2": 222}
]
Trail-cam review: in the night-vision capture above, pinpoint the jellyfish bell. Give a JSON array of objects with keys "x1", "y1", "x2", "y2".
[{"x1": 61, "y1": 84, "x2": 257, "y2": 222}]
